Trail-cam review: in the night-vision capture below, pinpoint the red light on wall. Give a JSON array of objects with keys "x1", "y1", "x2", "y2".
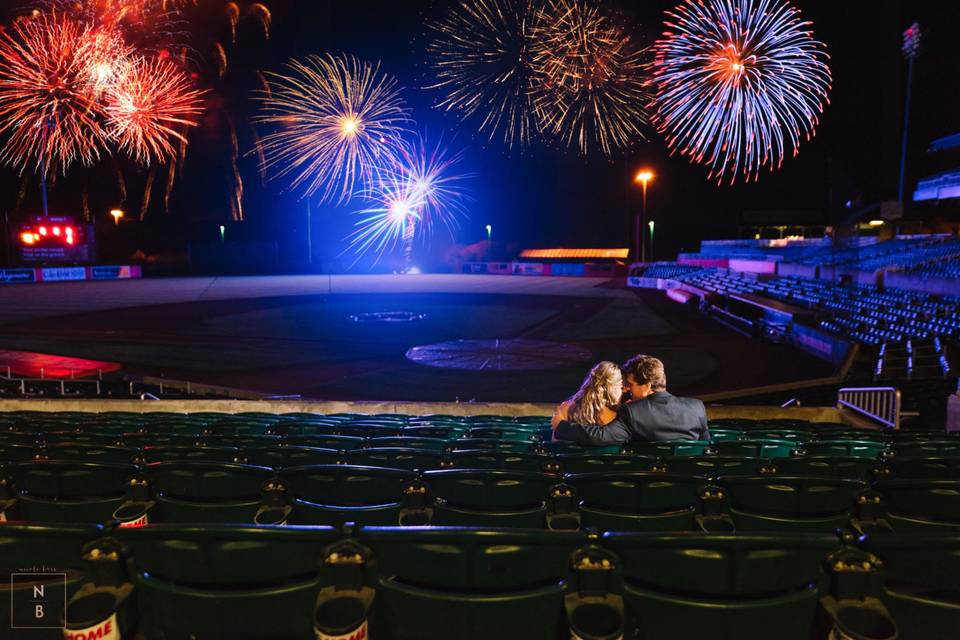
[
  {"x1": 66, "y1": 236, "x2": 75, "y2": 245},
  {"x1": 38, "y1": 226, "x2": 47, "y2": 236},
  {"x1": 52, "y1": 226, "x2": 61, "y2": 236},
  {"x1": 21, "y1": 232, "x2": 35, "y2": 245}
]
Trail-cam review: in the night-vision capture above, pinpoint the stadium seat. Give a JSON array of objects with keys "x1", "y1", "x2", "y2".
[
  {"x1": 803, "y1": 440, "x2": 887, "y2": 458},
  {"x1": 145, "y1": 461, "x2": 274, "y2": 524},
  {"x1": 717, "y1": 476, "x2": 867, "y2": 532},
  {"x1": 345, "y1": 447, "x2": 443, "y2": 471},
  {"x1": 773, "y1": 456, "x2": 878, "y2": 481},
  {"x1": 664, "y1": 456, "x2": 763, "y2": 477},
  {"x1": 38, "y1": 443, "x2": 136, "y2": 465},
  {"x1": 448, "y1": 438, "x2": 532, "y2": 453},
  {"x1": 118, "y1": 524, "x2": 340, "y2": 640},
  {"x1": 367, "y1": 436, "x2": 449, "y2": 450},
  {"x1": 874, "y1": 479, "x2": 960, "y2": 531},
  {"x1": 880, "y1": 456, "x2": 960, "y2": 480},
  {"x1": 623, "y1": 441, "x2": 712, "y2": 457},
  {"x1": 893, "y1": 440, "x2": 960, "y2": 457},
  {"x1": 140, "y1": 446, "x2": 240, "y2": 464},
  {"x1": 12, "y1": 461, "x2": 138, "y2": 523},
  {"x1": 421, "y1": 469, "x2": 559, "y2": 527},
  {"x1": 448, "y1": 450, "x2": 558, "y2": 473},
  {"x1": 860, "y1": 533, "x2": 960, "y2": 640},
  {"x1": 283, "y1": 434, "x2": 366, "y2": 450},
  {"x1": 359, "y1": 526, "x2": 587, "y2": 640},
  {"x1": 280, "y1": 465, "x2": 416, "y2": 526},
  {"x1": 555, "y1": 453, "x2": 660, "y2": 474},
  {"x1": 603, "y1": 532, "x2": 840, "y2": 640},
  {"x1": 564, "y1": 472, "x2": 706, "y2": 532},
  {"x1": 243, "y1": 445, "x2": 341, "y2": 468},
  {"x1": 712, "y1": 439, "x2": 797, "y2": 458},
  {"x1": 0, "y1": 442, "x2": 39, "y2": 463}
]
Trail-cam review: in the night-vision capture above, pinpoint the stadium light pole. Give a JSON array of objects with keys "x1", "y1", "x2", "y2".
[
  {"x1": 648, "y1": 220, "x2": 655, "y2": 262},
  {"x1": 898, "y1": 22, "x2": 921, "y2": 211},
  {"x1": 634, "y1": 170, "x2": 655, "y2": 262}
]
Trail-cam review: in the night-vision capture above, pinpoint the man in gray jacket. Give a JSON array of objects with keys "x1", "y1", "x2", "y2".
[{"x1": 553, "y1": 354, "x2": 709, "y2": 445}]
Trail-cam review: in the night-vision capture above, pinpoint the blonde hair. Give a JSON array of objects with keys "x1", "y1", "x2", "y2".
[{"x1": 566, "y1": 361, "x2": 622, "y2": 425}]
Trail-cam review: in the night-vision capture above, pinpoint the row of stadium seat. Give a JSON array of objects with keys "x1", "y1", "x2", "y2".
[
  {"x1": 4, "y1": 523, "x2": 956, "y2": 640},
  {"x1": 3, "y1": 460, "x2": 957, "y2": 533},
  {"x1": 3, "y1": 441, "x2": 959, "y2": 478}
]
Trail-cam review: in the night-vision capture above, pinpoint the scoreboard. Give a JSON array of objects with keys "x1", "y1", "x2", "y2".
[{"x1": 17, "y1": 216, "x2": 94, "y2": 263}]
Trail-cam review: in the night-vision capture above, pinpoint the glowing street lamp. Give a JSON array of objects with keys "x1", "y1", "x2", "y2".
[
  {"x1": 109, "y1": 209, "x2": 124, "y2": 225},
  {"x1": 633, "y1": 170, "x2": 655, "y2": 262},
  {"x1": 485, "y1": 224, "x2": 492, "y2": 242},
  {"x1": 219, "y1": 224, "x2": 226, "y2": 243},
  {"x1": 648, "y1": 220, "x2": 655, "y2": 262}
]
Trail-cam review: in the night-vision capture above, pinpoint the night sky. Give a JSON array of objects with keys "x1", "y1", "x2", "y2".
[{"x1": 3, "y1": 0, "x2": 959, "y2": 270}]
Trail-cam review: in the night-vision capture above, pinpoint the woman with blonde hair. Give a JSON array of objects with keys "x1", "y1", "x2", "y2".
[{"x1": 551, "y1": 361, "x2": 623, "y2": 429}]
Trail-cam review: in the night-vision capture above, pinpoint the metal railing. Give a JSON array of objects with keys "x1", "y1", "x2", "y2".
[{"x1": 837, "y1": 387, "x2": 901, "y2": 430}]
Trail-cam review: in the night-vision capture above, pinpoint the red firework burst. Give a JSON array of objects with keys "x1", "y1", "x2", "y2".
[
  {"x1": 0, "y1": 11, "x2": 117, "y2": 174},
  {"x1": 105, "y1": 55, "x2": 205, "y2": 165}
]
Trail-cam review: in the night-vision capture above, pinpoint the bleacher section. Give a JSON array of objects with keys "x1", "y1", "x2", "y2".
[{"x1": 2, "y1": 411, "x2": 958, "y2": 639}]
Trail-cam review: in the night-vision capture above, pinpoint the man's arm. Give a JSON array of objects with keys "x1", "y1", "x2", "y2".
[{"x1": 554, "y1": 414, "x2": 631, "y2": 446}]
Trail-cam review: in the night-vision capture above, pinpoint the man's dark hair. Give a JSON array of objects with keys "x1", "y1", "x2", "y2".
[{"x1": 622, "y1": 354, "x2": 667, "y2": 392}]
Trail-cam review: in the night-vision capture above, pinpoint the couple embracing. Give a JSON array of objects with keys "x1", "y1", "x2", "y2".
[{"x1": 551, "y1": 354, "x2": 710, "y2": 445}]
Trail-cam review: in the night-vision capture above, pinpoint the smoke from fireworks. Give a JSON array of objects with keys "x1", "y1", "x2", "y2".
[
  {"x1": 530, "y1": 0, "x2": 650, "y2": 156},
  {"x1": 0, "y1": 11, "x2": 120, "y2": 174},
  {"x1": 104, "y1": 56, "x2": 205, "y2": 165},
  {"x1": 651, "y1": 0, "x2": 831, "y2": 184},
  {"x1": 348, "y1": 136, "x2": 471, "y2": 264},
  {"x1": 425, "y1": 0, "x2": 540, "y2": 149},
  {"x1": 254, "y1": 53, "x2": 412, "y2": 204}
]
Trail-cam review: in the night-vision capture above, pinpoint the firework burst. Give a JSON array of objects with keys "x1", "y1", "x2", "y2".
[
  {"x1": 425, "y1": 0, "x2": 541, "y2": 149},
  {"x1": 348, "y1": 136, "x2": 472, "y2": 264},
  {"x1": 651, "y1": 0, "x2": 831, "y2": 184},
  {"x1": 105, "y1": 55, "x2": 205, "y2": 165},
  {"x1": 254, "y1": 53, "x2": 412, "y2": 204},
  {"x1": 0, "y1": 11, "x2": 118, "y2": 174},
  {"x1": 530, "y1": 0, "x2": 650, "y2": 157}
]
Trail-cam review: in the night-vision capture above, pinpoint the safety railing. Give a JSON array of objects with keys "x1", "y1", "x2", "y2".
[{"x1": 837, "y1": 387, "x2": 901, "y2": 430}]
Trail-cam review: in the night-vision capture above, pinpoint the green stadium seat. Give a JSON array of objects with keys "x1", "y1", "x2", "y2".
[
  {"x1": 141, "y1": 446, "x2": 240, "y2": 464},
  {"x1": 880, "y1": 456, "x2": 960, "y2": 480},
  {"x1": 367, "y1": 436, "x2": 448, "y2": 450},
  {"x1": 448, "y1": 450, "x2": 558, "y2": 473},
  {"x1": 280, "y1": 464, "x2": 416, "y2": 526},
  {"x1": 539, "y1": 441, "x2": 622, "y2": 455},
  {"x1": 145, "y1": 461, "x2": 274, "y2": 524},
  {"x1": 893, "y1": 440, "x2": 960, "y2": 457},
  {"x1": 283, "y1": 434, "x2": 366, "y2": 450},
  {"x1": 717, "y1": 476, "x2": 866, "y2": 532},
  {"x1": 860, "y1": 533, "x2": 960, "y2": 640},
  {"x1": 345, "y1": 447, "x2": 443, "y2": 471},
  {"x1": 12, "y1": 461, "x2": 137, "y2": 523},
  {"x1": 336, "y1": 423, "x2": 405, "y2": 438},
  {"x1": 267, "y1": 421, "x2": 341, "y2": 436},
  {"x1": 243, "y1": 445, "x2": 341, "y2": 468},
  {"x1": 564, "y1": 472, "x2": 706, "y2": 532},
  {"x1": 603, "y1": 532, "x2": 839, "y2": 640},
  {"x1": 774, "y1": 456, "x2": 878, "y2": 481},
  {"x1": 803, "y1": 440, "x2": 887, "y2": 458},
  {"x1": 0, "y1": 442, "x2": 39, "y2": 463},
  {"x1": 707, "y1": 428, "x2": 743, "y2": 441},
  {"x1": 39, "y1": 444, "x2": 136, "y2": 465},
  {"x1": 623, "y1": 440, "x2": 712, "y2": 457},
  {"x1": 664, "y1": 456, "x2": 763, "y2": 477},
  {"x1": 117, "y1": 524, "x2": 340, "y2": 640},
  {"x1": 45, "y1": 432, "x2": 122, "y2": 446},
  {"x1": 712, "y1": 439, "x2": 797, "y2": 458},
  {"x1": 359, "y1": 526, "x2": 587, "y2": 640},
  {"x1": 448, "y1": 438, "x2": 532, "y2": 453},
  {"x1": 874, "y1": 479, "x2": 960, "y2": 531},
  {"x1": 121, "y1": 433, "x2": 198, "y2": 448},
  {"x1": 421, "y1": 469, "x2": 559, "y2": 527},
  {"x1": 402, "y1": 425, "x2": 467, "y2": 439},
  {"x1": 202, "y1": 434, "x2": 281, "y2": 448},
  {"x1": 556, "y1": 453, "x2": 660, "y2": 474}
]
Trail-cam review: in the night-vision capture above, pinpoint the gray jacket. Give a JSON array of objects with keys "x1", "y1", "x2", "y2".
[{"x1": 555, "y1": 391, "x2": 709, "y2": 445}]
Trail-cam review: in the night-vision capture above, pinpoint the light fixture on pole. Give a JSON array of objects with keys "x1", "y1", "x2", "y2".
[
  {"x1": 485, "y1": 224, "x2": 492, "y2": 242},
  {"x1": 109, "y1": 209, "x2": 124, "y2": 225},
  {"x1": 648, "y1": 220, "x2": 655, "y2": 262},
  {"x1": 633, "y1": 170, "x2": 655, "y2": 262}
]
